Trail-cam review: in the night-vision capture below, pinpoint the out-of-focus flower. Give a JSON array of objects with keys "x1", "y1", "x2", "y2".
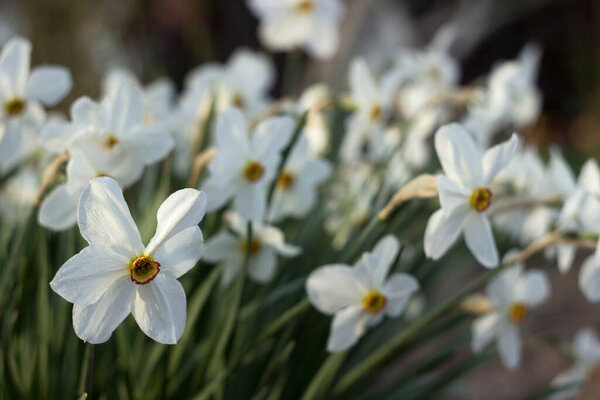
[
  {"x1": 306, "y1": 235, "x2": 419, "y2": 352},
  {"x1": 247, "y1": 0, "x2": 345, "y2": 59},
  {"x1": 0, "y1": 166, "x2": 38, "y2": 225},
  {"x1": 472, "y1": 262, "x2": 550, "y2": 369},
  {"x1": 297, "y1": 83, "x2": 330, "y2": 156},
  {"x1": 0, "y1": 37, "x2": 72, "y2": 171},
  {"x1": 424, "y1": 123, "x2": 519, "y2": 267},
  {"x1": 38, "y1": 81, "x2": 174, "y2": 231},
  {"x1": 50, "y1": 177, "x2": 207, "y2": 344},
  {"x1": 202, "y1": 107, "x2": 294, "y2": 222},
  {"x1": 341, "y1": 59, "x2": 401, "y2": 162},
  {"x1": 203, "y1": 212, "x2": 300, "y2": 285},
  {"x1": 551, "y1": 328, "x2": 600, "y2": 399},
  {"x1": 268, "y1": 133, "x2": 332, "y2": 222}
]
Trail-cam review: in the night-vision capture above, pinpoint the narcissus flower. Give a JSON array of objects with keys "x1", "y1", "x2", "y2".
[
  {"x1": 306, "y1": 235, "x2": 419, "y2": 352},
  {"x1": 268, "y1": 134, "x2": 332, "y2": 222},
  {"x1": 202, "y1": 107, "x2": 294, "y2": 221},
  {"x1": 50, "y1": 177, "x2": 207, "y2": 344},
  {"x1": 247, "y1": 0, "x2": 345, "y2": 59},
  {"x1": 203, "y1": 213, "x2": 300, "y2": 285},
  {"x1": 551, "y1": 328, "x2": 600, "y2": 399},
  {"x1": 424, "y1": 123, "x2": 519, "y2": 268},
  {"x1": 472, "y1": 263, "x2": 549, "y2": 369},
  {"x1": 0, "y1": 36, "x2": 72, "y2": 171}
]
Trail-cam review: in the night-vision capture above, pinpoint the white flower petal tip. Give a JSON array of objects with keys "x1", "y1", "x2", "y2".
[{"x1": 51, "y1": 177, "x2": 202, "y2": 344}]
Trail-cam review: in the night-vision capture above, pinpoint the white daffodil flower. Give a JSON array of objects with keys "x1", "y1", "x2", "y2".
[
  {"x1": 551, "y1": 328, "x2": 600, "y2": 400},
  {"x1": 578, "y1": 240, "x2": 600, "y2": 303},
  {"x1": 203, "y1": 212, "x2": 300, "y2": 285},
  {"x1": 306, "y1": 235, "x2": 419, "y2": 353},
  {"x1": 472, "y1": 263, "x2": 550, "y2": 370},
  {"x1": 424, "y1": 123, "x2": 519, "y2": 268},
  {"x1": 0, "y1": 36, "x2": 71, "y2": 171},
  {"x1": 341, "y1": 59, "x2": 401, "y2": 162},
  {"x1": 202, "y1": 107, "x2": 294, "y2": 222},
  {"x1": 50, "y1": 177, "x2": 206, "y2": 344},
  {"x1": 488, "y1": 43, "x2": 542, "y2": 128},
  {"x1": 268, "y1": 134, "x2": 332, "y2": 222},
  {"x1": 247, "y1": 0, "x2": 345, "y2": 59}
]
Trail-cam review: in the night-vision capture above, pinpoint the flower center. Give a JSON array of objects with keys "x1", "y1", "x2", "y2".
[
  {"x1": 508, "y1": 302, "x2": 527, "y2": 323},
  {"x1": 240, "y1": 238, "x2": 261, "y2": 255},
  {"x1": 296, "y1": 0, "x2": 313, "y2": 14},
  {"x1": 130, "y1": 256, "x2": 160, "y2": 285},
  {"x1": 370, "y1": 104, "x2": 382, "y2": 122},
  {"x1": 363, "y1": 291, "x2": 387, "y2": 314},
  {"x1": 243, "y1": 161, "x2": 265, "y2": 182},
  {"x1": 470, "y1": 187, "x2": 492, "y2": 212},
  {"x1": 276, "y1": 171, "x2": 296, "y2": 190},
  {"x1": 232, "y1": 93, "x2": 246, "y2": 109},
  {"x1": 5, "y1": 98, "x2": 26, "y2": 117},
  {"x1": 104, "y1": 135, "x2": 119, "y2": 149}
]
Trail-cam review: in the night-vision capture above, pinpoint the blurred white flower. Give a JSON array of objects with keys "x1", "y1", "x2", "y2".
[
  {"x1": 0, "y1": 36, "x2": 72, "y2": 171},
  {"x1": 306, "y1": 235, "x2": 419, "y2": 352},
  {"x1": 247, "y1": 0, "x2": 345, "y2": 59},
  {"x1": 0, "y1": 166, "x2": 38, "y2": 225},
  {"x1": 551, "y1": 328, "x2": 600, "y2": 399},
  {"x1": 203, "y1": 212, "x2": 300, "y2": 285},
  {"x1": 424, "y1": 123, "x2": 519, "y2": 267},
  {"x1": 50, "y1": 177, "x2": 206, "y2": 344},
  {"x1": 268, "y1": 133, "x2": 332, "y2": 222},
  {"x1": 472, "y1": 262, "x2": 550, "y2": 369},
  {"x1": 38, "y1": 82, "x2": 174, "y2": 231},
  {"x1": 578, "y1": 240, "x2": 600, "y2": 302},
  {"x1": 202, "y1": 107, "x2": 294, "y2": 221}
]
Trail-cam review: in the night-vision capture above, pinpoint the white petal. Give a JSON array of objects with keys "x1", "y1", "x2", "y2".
[
  {"x1": 548, "y1": 148, "x2": 576, "y2": 195},
  {"x1": 306, "y1": 265, "x2": 365, "y2": 314},
  {"x1": 109, "y1": 82, "x2": 144, "y2": 134},
  {"x1": 121, "y1": 126, "x2": 174, "y2": 165},
  {"x1": 516, "y1": 269, "x2": 550, "y2": 306},
  {"x1": 39, "y1": 119, "x2": 77, "y2": 155},
  {"x1": 438, "y1": 175, "x2": 470, "y2": 215},
  {"x1": 579, "y1": 254, "x2": 600, "y2": 302},
  {"x1": 486, "y1": 265, "x2": 522, "y2": 306},
  {"x1": 259, "y1": 226, "x2": 301, "y2": 257},
  {"x1": 78, "y1": 177, "x2": 144, "y2": 258},
  {"x1": 145, "y1": 189, "x2": 207, "y2": 257},
  {"x1": 215, "y1": 107, "x2": 251, "y2": 158},
  {"x1": 327, "y1": 306, "x2": 370, "y2": 353},
  {"x1": 481, "y1": 133, "x2": 519, "y2": 184},
  {"x1": 463, "y1": 213, "x2": 499, "y2": 268},
  {"x1": 251, "y1": 115, "x2": 294, "y2": 159},
  {"x1": 50, "y1": 246, "x2": 129, "y2": 305},
  {"x1": 234, "y1": 184, "x2": 267, "y2": 222},
  {"x1": 203, "y1": 232, "x2": 239, "y2": 263},
  {"x1": 25, "y1": 66, "x2": 72, "y2": 106},
  {"x1": 72, "y1": 277, "x2": 135, "y2": 344},
  {"x1": 578, "y1": 159, "x2": 600, "y2": 195},
  {"x1": 424, "y1": 208, "x2": 467, "y2": 260},
  {"x1": 203, "y1": 178, "x2": 236, "y2": 212},
  {"x1": 349, "y1": 59, "x2": 379, "y2": 106},
  {"x1": 305, "y1": 22, "x2": 340, "y2": 59},
  {"x1": 38, "y1": 183, "x2": 78, "y2": 231},
  {"x1": 153, "y1": 226, "x2": 204, "y2": 279},
  {"x1": 367, "y1": 235, "x2": 400, "y2": 287},
  {"x1": 0, "y1": 37, "x2": 31, "y2": 95},
  {"x1": 434, "y1": 123, "x2": 483, "y2": 189},
  {"x1": 247, "y1": 249, "x2": 277, "y2": 283},
  {"x1": 70, "y1": 96, "x2": 100, "y2": 125},
  {"x1": 472, "y1": 312, "x2": 502, "y2": 353},
  {"x1": 573, "y1": 328, "x2": 600, "y2": 363},
  {"x1": 497, "y1": 324, "x2": 521, "y2": 370},
  {"x1": 132, "y1": 272, "x2": 187, "y2": 344},
  {"x1": 557, "y1": 245, "x2": 576, "y2": 274},
  {"x1": 383, "y1": 273, "x2": 419, "y2": 317}
]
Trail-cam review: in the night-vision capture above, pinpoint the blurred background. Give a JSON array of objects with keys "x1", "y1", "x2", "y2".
[{"x1": 2, "y1": 0, "x2": 600, "y2": 398}]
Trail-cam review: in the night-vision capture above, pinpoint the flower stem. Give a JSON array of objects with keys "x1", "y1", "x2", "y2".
[{"x1": 78, "y1": 343, "x2": 95, "y2": 399}]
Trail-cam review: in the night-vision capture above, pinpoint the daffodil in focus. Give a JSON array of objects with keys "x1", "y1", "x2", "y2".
[
  {"x1": 202, "y1": 107, "x2": 294, "y2": 222},
  {"x1": 0, "y1": 36, "x2": 72, "y2": 171},
  {"x1": 424, "y1": 123, "x2": 519, "y2": 267},
  {"x1": 472, "y1": 262, "x2": 549, "y2": 369},
  {"x1": 306, "y1": 235, "x2": 419, "y2": 352},
  {"x1": 268, "y1": 133, "x2": 332, "y2": 222},
  {"x1": 203, "y1": 212, "x2": 300, "y2": 285},
  {"x1": 247, "y1": 0, "x2": 345, "y2": 59},
  {"x1": 50, "y1": 177, "x2": 206, "y2": 344},
  {"x1": 551, "y1": 328, "x2": 600, "y2": 399}
]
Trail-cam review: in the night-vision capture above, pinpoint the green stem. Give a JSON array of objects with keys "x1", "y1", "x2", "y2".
[{"x1": 78, "y1": 343, "x2": 95, "y2": 399}]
